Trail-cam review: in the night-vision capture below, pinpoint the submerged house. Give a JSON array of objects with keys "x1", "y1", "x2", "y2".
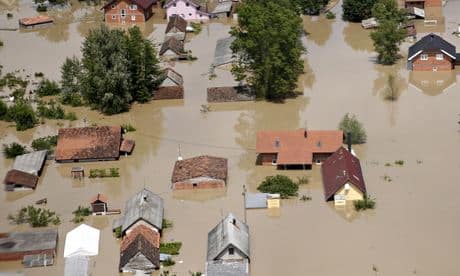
[
  {"x1": 159, "y1": 37, "x2": 185, "y2": 59},
  {"x1": 321, "y1": 147, "x2": 366, "y2": 205},
  {"x1": 164, "y1": 0, "x2": 210, "y2": 21},
  {"x1": 154, "y1": 68, "x2": 184, "y2": 100},
  {"x1": 256, "y1": 128, "x2": 344, "y2": 169},
  {"x1": 4, "y1": 169, "x2": 39, "y2": 191},
  {"x1": 171, "y1": 155, "x2": 228, "y2": 190},
  {"x1": 407, "y1": 33, "x2": 459, "y2": 71},
  {"x1": 165, "y1": 14, "x2": 187, "y2": 41},
  {"x1": 211, "y1": 0, "x2": 233, "y2": 18},
  {"x1": 0, "y1": 229, "x2": 58, "y2": 262},
  {"x1": 102, "y1": 0, "x2": 156, "y2": 24},
  {"x1": 119, "y1": 225, "x2": 160, "y2": 273},
  {"x1": 90, "y1": 193, "x2": 109, "y2": 215},
  {"x1": 64, "y1": 224, "x2": 100, "y2": 258},
  {"x1": 206, "y1": 213, "x2": 249, "y2": 276},
  {"x1": 55, "y1": 126, "x2": 123, "y2": 163},
  {"x1": 212, "y1": 37, "x2": 236, "y2": 70},
  {"x1": 113, "y1": 188, "x2": 164, "y2": 236},
  {"x1": 3, "y1": 150, "x2": 47, "y2": 191}
]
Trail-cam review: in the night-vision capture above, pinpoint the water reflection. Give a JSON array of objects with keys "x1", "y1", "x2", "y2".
[
  {"x1": 172, "y1": 188, "x2": 227, "y2": 201},
  {"x1": 303, "y1": 15, "x2": 333, "y2": 46},
  {"x1": 343, "y1": 22, "x2": 373, "y2": 52},
  {"x1": 409, "y1": 71, "x2": 457, "y2": 96}
]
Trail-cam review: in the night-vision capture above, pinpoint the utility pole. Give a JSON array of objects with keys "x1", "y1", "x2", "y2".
[{"x1": 242, "y1": 185, "x2": 247, "y2": 223}]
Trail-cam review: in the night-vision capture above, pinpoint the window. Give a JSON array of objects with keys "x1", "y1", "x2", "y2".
[
  {"x1": 111, "y1": 4, "x2": 115, "y2": 9},
  {"x1": 112, "y1": 15, "x2": 116, "y2": 20},
  {"x1": 192, "y1": 183, "x2": 197, "y2": 188},
  {"x1": 271, "y1": 159, "x2": 277, "y2": 165},
  {"x1": 173, "y1": 3, "x2": 176, "y2": 7},
  {"x1": 228, "y1": 247, "x2": 234, "y2": 255},
  {"x1": 420, "y1": 54, "x2": 428, "y2": 61},
  {"x1": 131, "y1": 15, "x2": 136, "y2": 21},
  {"x1": 186, "y1": 2, "x2": 189, "y2": 6},
  {"x1": 436, "y1": 53, "x2": 443, "y2": 60},
  {"x1": 129, "y1": 4, "x2": 137, "y2": 10},
  {"x1": 121, "y1": 9, "x2": 126, "y2": 17},
  {"x1": 188, "y1": 13, "x2": 192, "y2": 16}
]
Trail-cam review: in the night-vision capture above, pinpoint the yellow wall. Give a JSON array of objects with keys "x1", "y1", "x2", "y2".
[{"x1": 336, "y1": 182, "x2": 364, "y2": 201}]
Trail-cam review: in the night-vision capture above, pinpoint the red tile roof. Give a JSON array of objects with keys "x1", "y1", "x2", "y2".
[
  {"x1": 321, "y1": 147, "x2": 366, "y2": 201},
  {"x1": 121, "y1": 225, "x2": 160, "y2": 251},
  {"x1": 55, "y1": 126, "x2": 122, "y2": 162},
  {"x1": 256, "y1": 129, "x2": 343, "y2": 165},
  {"x1": 172, "y1": 155, "x2": 228, "y2": 183},
  {"x1": 120, "y1": 139, "x2": 135, "y2": 154},
  {"x1": 90, "y1": 193, "x2": 108, "y2": 204},
  {"x1": 3, "y1": 169, "x2": 38, "y2": 189},
  {"x1": 103, "y1": 0, "x2": 156, "y2": 10}
]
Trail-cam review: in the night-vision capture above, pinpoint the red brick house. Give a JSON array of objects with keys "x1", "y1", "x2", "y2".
[
  {"x1": 256, "y1": 128, "x2": 343, "y2": 169},
  {"x1": 404, "y1": 0, "x2": 441, "y2": 9},
  {"x1": 407, "y1": 33, "x2": 458, "y2": 71},
  {"x1": 171, "y1": 155, "x2": 228, "y2": 190},
  {"x1": 103, "y1": 0, "x2": 157, "y2": 24}
]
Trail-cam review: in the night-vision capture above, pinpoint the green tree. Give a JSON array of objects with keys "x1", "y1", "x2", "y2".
[
  {"x1": 231, "y1": 0, "x2": 304, "y2": 101},
  {"x1": 370, "y1": 20, "x2": 406, "y2": 64},
  {"x1": 372, "y1": 0, "x2": 406, "y2": 22},
  {"x1": 338, "y1": 113, "x2": 367, "y2": 144},
  {"x1": 80, "y1": 26, "x2": 131, "y2": 114},
  {"x1": 60, "y1": 56, "x2": 83, "y2": 106},
  {"x1": 126, "y1": 26, "x2": 163, "y2": 103},
  {"x1": 342, "y1": 0, "x2": 378, "y2": 22},
  {"x1": 294, "y1": 0, "x2": 329, "y2": 15},
  {"x1": 3, "y1": 142, "x2": 28, "y2": 158},
  {"x1": 6, "y1": 101, "x2": 38, "y2": 131},
  {"x1": 257, "y1": 175, "x2": 299, "y2": 198},
  {"x1": 36, "y1": 79, "x2": 61, "y2": 97},
  {"x1": 0, "y1": 100, "x2": 7, "y2": 119}
]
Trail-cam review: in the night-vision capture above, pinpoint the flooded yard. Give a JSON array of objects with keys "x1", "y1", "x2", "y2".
[{"x1": 1, "y1": 0, "x2": 460, "y2": 275}]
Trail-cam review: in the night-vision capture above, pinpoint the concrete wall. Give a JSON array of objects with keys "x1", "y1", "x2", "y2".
[
  {"x1": 412, "y1": 51, "x2": 454, "y2": 71},
  {"x1": 335, "y1": 182, "x2": 364, "y2": 201}
]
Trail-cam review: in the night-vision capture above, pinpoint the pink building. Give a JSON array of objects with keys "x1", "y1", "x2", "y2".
[{"x1": 164, "y1": 0, "x2": 210, "y2": 21}]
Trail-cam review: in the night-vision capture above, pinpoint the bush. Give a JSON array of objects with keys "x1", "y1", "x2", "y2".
[
  {"x1": 342, "y1": 0, "x2": 377, "y2": 22},
  {"x1": 190, "y1": 22, "x2": 202, "y2": 34},
  {"x1": 6, "y1": 101, "x2": 37, "y2": 130},
  {"x1": 61, "y1": 93, "x2": 83, "y2": 107},
  {"x1": 257, "y1": 175, "x2": 298, "y2": 198},
  {"x1": 394, "y1": 160, "x2": 404, "y2": 165},
  {"x1": 36, "y1": 4, "x2": 47, "y2": 12},
  {"x1": 122, "y1": 123, "x2": 136, "y2": 132},
  {"x1": 89, "y1": 168, "x2": 120, "y2": 178},
  {"x1": 72, "y1": 206, "x2": 92, "y2": 223},
  {"x1": 0, "y1": 40, "x2": 3, "y2": 47},
  {"x1": 163, "y1": 257, "x2": 175, "y2": 267},
  {"x1": 338, "y1": 113, "x2": 367, "y2": 144},
  {"x1": 32, "y1": 135, "x2": 57, "y2": 151},
  {"x1": 162, "y1": 218, "x2": 173, "y2": 229},
  {"x1": 64, "y1": 112, "x2": 78, "y2": 121},
  {"x1": 326, "y1": 11, "x2": 336, "y2": 19},
  {"x1": 297, "y1": 176, "x2": 309, "y2": 185},
  {"x1": 160, "y1": 242, "x2": 182, "y2": 255},
  {"x1": 114, "y1": 226, "x2": 122, "y2": 238},
  {"x1": 34, "y1": 72, "x2": 44, "y2": 78},
  {"x1": 0, "y1": 100, "x2": 8, "y2": 119},
  {"x1": 8, "y1": 205, "x2": 61, "y2": 227},
  {"x1": 36, "y1": 79, "x2": 61, "y2": 97},
  {"x1": 3, "y1": 142, "x2": 28, "y2": 158},
  {"x1": 354, "y1": 195, "x2": 376, "y2": 211},
  {"x1": 37, "y1": 101, "x2": 65, "y2": 119}
]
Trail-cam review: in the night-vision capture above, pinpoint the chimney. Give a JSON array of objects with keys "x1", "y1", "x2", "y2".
[
  {"x1": 346, "y1": 132, "x2": 352, "y2": 152},
  {"x1": 275, "y1": 137, "x2": 280, "y2": 148},
  {"x1": 232, "y1": 218, "x2": 236, "y2": 225}
]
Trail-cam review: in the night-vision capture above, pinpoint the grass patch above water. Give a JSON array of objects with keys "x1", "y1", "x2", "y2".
[{"x1": 160, "y1": 242, "x2": 182, "y2": 255}]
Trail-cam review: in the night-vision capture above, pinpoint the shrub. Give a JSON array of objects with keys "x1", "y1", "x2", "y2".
[
  {"x1": 64, "y1": 112, "x2": 78, "y2": 121},
  {"x1": 163, "y1": 257, "x2": 175, "y2": 267},
  {"x1": 342, "y1": 0, "x2": 377, "y2": 22},
  {"x1": 37, "y1": 101, "x2": 65, "y2": 119},
  {"x1": 300, "y1": 195, "x2": 312, "y2": 201},
  {"x1": 160, "y1": 242, "x2": 182, "y2": 255},
  {"x1": 297, "y1": 176, "x2": 309, "y2": 185},
  {"x1": 89, "y1": 168, "x2": 120, "y2": 178},
  {"x1": 6, "y1": 101, "x2": 37, "y2": 130},
  {"x1": 354, "y1": 195, "x2": 376, "y2": 211},
  {"x1": 257, "y1": 175, "x2": 298, "y2": 198},
  {"x1": 383, "y1": 174, "x2": 392, "y2": 182},
  {"x1": 114, "y1": 226, "x2": 122, "y2": 238},
  {"x1": 36, "y1": 4, "x2": 47, "y2": 12},
  {"x1": 34, "y1": 72, "x2": 44, "y2": 78},
  {"x1": 0, "y1": 100, "x2": 8, "y2": 119},
  {"x1": 394, "y1": 160, "x2": 404, "y2": 165},
  {"x1": 190, "y1": 22, "x2": 202, "y2": 34},
  {"x1": 61, "y1": 93, "x2": 83, "y2": 107},
  {"x1": 8, "y1": 205, "x2": 61, "y2": 227},
  {"x1": 338, "y1": 113, "x2": 367, "y2": 144},
  {"x1": 0, "y1": 40, "x2": 3, "y2": 47},
  {"x1": 32, "y1": 135, "x2": 57, "y2": 151},
  {"x1": 122, "y1": 123, "x2": 136, "y2": 132},
  {"x1": 326, "y1": 11, "x2": 336, "y2": 19},
  {"x1": 3, "y1": 142, "x2": 28, "y2": 158},
  {"x1": 72, "y1": 206, "x2": 91, "y2": 223},
  {"x1": 162, "y1": 218, "x2": 173, "y2": 229},
  {"x1": 36, "y1": 79, "x2": 61, "y2": 97},
  {"x1": 6, "y1": 13, "x2": 13, "y2": 18}
]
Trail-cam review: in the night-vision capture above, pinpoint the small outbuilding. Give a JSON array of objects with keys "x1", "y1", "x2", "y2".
[
  {"x1": 119, "y1": 225, "x2": 160, "y2": 273},
  {"x1": 90, "y1": 193, "x2": 108, "y2": 215},
  {"x1": 13, "y1": 150, "x2": 47, "y2": 175},
  {"x1": 0, "y1": 229, "x2": 58, "y2": 262},
  {"x1": 154, "y1": 68, "x2": 184, "y2": 100},
  {"x1": 212, "y1": 37, "x2": 236, "y2": 70},
  {"x1": 211, "y1": 1, "x2": 233, "y2": 18},
  {"x1": 4, "y1": 169, "x2": 39, "y2": 191},
  {"x1": 159, "y1": 37, "x2": 185, "y2": 59},
  {"x1": 165, "y1": 15, "x2": 187, "y2": 41},
  {"x1": 63, "y1": 224, "x2": 100, "y2": 258},
  {"x1": 112, "y1": 188, "x2": 164, "y2": 236},
  {"x1": 171, "y1": 155, "x2": 228, "y2": 190},
  {"x1": 207, "y1": 213, "x2": 250, "y2": 262},
  {"x1": 120, "y1": 139, "x2": 135, "y2": 155},
  {"x1": 321, "y1": 147, "x2": 366, "y2": 205}
]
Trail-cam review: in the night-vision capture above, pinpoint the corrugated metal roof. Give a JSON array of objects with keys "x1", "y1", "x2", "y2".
[
  {"x1": 212, "y1": 1, "x2": 232, "y2": 14},
  {"x1": 205, "y1": 259, "x2": 249, "y2": 276},
  {"x1": 207, "y1": 213, "x2": 249, "y2": 261},
  {"x1": 64, "y1": 255, "x2": 90, "y2": 276},
  {"x1": 212, "y1": 37, "x2": 235, "y2": 67},
  {"x1": 22, "y1": 253, "x2": 54, "y2": 268},
  {"x1": 245, "y1": 193, "x2": 268, "y2": 209},
  {"x1": 13, "y1": 150, "x2": 47, "y2": 175},
  {"x1": 119, "y1": 189, "x2": 164, "y2": 233},
  {"x1": 0, "y1": 229, "x2": 57, "y2": 254}
]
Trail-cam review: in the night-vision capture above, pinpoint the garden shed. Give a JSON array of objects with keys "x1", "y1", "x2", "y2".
[{"x1": 63, "y1": 224, "x2": 100, "y2": 258}]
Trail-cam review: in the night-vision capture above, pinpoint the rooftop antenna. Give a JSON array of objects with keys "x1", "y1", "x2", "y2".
[{"x1": 177, "y1": 144, "x2": 183, "y2": 161}]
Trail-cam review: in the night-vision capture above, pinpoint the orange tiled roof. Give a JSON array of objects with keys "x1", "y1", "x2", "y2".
[
  {"x1": 256, "y1": 129, "x2": 343, "y2": 165},
  {"x1": 121, "y1": 225, "x2": 160, "y2": 251},
  {"x1": 90, "y1": 193, "x2": 108, "y2": 204}
]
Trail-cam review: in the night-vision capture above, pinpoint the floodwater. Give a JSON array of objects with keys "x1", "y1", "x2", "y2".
[{"x1": 1, "y1": 0, "x2": 460, "y2": 275}]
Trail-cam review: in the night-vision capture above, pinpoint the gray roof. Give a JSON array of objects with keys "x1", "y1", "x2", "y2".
[
  {"x1": 205, "y1": 259, "x2": 249, "y2": 276},
  {"x1": 212, "y1": 1, "x2": 232, "y2": 14},
  {"x1": 0, "y1": 229, "x2": 57, "y2": 254},
  {"x1": 212, "y1": 37, "x2": 236, "y2": 68},
  {"x1": 13, "y1": 150, "x2": 47, "y2": 175},
  {"x1": 163, "y1": 68, "x2": 183, "y2": 86},
  {"x1": 119, "y1": 189, "x2": 164, "y2": 233},
  {"x1": 23, "y1": 253, "x2": 54, "y2": 268},
  {"x1": 64, "y1": 255, "x2": 90, "y2": 276},
  {"x1": 207, "y1": 213, "x2": 250, "y2": 261},
  {"x1": 245, "y1": 193, "x2": 268, "y2": 209}
]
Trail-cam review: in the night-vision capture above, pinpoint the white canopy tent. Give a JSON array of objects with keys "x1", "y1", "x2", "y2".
[{"x1": 64, "y1": 224, "x2": 100, "y2": 258}]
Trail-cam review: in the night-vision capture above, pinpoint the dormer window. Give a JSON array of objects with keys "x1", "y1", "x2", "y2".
[
  {"x1": 436, "y1": 53, "x2": 443, "y2": 60},
  {"x1": 228, "y1": 247, "x2": 234, "y2": 255},
  {"x1": 420, "y1": 54, "x2": 428, "y2": 61}
]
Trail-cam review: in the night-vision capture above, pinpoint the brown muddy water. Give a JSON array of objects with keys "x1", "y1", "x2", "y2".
[{"x1": 1, "y1": 0, "x2": 460, "y2": 275}]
